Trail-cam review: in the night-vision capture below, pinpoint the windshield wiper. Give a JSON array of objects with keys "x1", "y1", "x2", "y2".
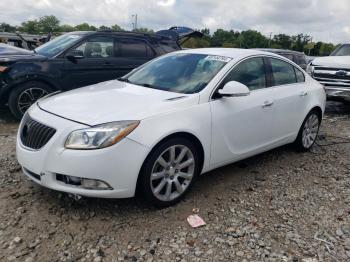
[{"x1": 117, "y1": 77, "x2": 130, "y2": 83}]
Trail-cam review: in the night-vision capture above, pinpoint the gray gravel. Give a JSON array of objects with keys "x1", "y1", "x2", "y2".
[{"x1": 0, "y1": 103, "x2": 349, "y2": 262}]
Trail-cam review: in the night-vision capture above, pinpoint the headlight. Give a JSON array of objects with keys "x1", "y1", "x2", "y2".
[
  {"x1": 306, "y1": 63, "x2": 314, "y2": 75},
  {"x1": 0, "y1": 66, "x2": 8, "y2": 73},
  {"x1": 65, "y1": 120, "x2": 140, "y2": 150}
]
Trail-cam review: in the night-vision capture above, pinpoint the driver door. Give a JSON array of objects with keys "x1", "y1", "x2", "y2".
[
  {"x1": 210, "y1": 57, "x2": 275, "y2": 166},
  {"x1": 61, "y1": 36, "x2": 116, "y2": 90}
]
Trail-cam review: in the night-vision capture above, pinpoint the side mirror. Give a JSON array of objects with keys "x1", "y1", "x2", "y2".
[
  {"x1": 66, "y1": 50, "x2": 84, "y2": 61},
  {"x1": 218, "y1": 81, "x2": 250, "y2": 97}
]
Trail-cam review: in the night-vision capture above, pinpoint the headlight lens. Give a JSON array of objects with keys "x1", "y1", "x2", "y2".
[
  {"x1": 65, "y1": 120, "x2": 140, "y2": 150},
  {"x1": 306, "y1": 63, "x2": 314, "y2": 75},
  {"x1": 0, "y1": 66, "x2": 8, "y2": 72}
]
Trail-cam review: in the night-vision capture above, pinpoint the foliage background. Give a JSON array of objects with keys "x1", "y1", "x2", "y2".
[{"x1": 0, "y1": 15, "x2": 337, "y2": 56}]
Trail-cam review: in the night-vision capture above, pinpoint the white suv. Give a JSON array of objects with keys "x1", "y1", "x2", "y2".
[{"x1": 307, "y1": 44, "x2": 350, "y2": 102}]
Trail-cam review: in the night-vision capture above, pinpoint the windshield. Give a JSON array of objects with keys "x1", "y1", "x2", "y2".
[
  {"x1": 35, "y1": 34, "x2": 83, "y2": 57},
  {"x1": 331, "y1": 44, "x2": 350, "y2": 56},
  {"x1": 124, "y1": 53, "x2": 230, "y2": 94}
]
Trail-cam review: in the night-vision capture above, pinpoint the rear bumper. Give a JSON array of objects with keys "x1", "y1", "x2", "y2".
[{"x1": 324, "y1": 86, "x2": 350, "y2": 101}]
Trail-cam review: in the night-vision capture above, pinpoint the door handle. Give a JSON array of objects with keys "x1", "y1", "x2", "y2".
[
  {"x1": 300, "y1": 91, "x2": 308, "y2": 97},
  {"x1": 103, "y1": 62, "x2": 113, "y2": 66},
  {"x1": 262, "y1": 101, "x2": 274, "y2": 108}
]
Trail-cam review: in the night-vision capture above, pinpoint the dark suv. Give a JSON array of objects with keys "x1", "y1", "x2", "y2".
[{"x1": 0, "y1": 27, "x2": 202, "y2": 118}]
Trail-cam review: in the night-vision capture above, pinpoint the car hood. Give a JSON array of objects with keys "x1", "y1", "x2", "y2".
[
  {"x1": 311, "y1": 56, "x2": 350, "y2": 69},
  {"x1": 38, "y1": 80, "x2": 200, "y2": 126},
  {"x1": 0, "y1": 44, "x2": 47, "y2": 62}
]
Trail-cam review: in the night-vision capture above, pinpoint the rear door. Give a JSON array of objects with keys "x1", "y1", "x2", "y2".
[
  {"x1": 111, "y1": 37, "x2": 155, "y2": 77},
  {"x1": 267, "y1": 57, "x2": 308, "y2": 141}
]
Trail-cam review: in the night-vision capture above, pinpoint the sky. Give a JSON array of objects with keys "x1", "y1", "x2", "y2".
[{"x1": 0, "y1": 0, "x2": 349, "y2": 44}]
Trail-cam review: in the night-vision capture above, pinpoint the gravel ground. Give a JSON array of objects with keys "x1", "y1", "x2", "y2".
[{"x1": 0, "y1": 102, "x2": 349, "y2": 262}]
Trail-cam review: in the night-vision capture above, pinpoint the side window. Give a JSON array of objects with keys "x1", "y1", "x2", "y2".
[
  {"x1": 118, "y1": 38, "x2": 154, "y2": 58},
  {"x1": 73, "y1": 37, "x2": 114, "y2": 58},
  {"x1": 222, "y1": 57, "x2": 267, "y2": 91},
  {"x1": 270, "y1": 58, "x2": 297, "y2": 86},
  {"x1": 295, "y1": 68, "x2": 305, "y2": 82},
  {"x1": 280, "y1": 53, "x2": 294, "y2": 62}
]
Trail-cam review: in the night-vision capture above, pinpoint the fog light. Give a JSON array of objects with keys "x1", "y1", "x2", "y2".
[
  {"x1": 81, "y1": 178, "x2": 112, "y2": 190},
  {"x1": 56, "y1": 174, "x2": 113, "y2": 190}
]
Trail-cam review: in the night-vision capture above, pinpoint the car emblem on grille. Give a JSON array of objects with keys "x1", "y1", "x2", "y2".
[{"x1": 335, "y1": 70, "x2": 348, "y2": 76}]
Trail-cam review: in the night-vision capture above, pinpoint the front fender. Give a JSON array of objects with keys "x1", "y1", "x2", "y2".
[
  {"x1": 128, "y1": 103, "x2": 212, "y2": 173},
  {"x1": 0, "y1": 74, "x2": 60, "y2": 101}
]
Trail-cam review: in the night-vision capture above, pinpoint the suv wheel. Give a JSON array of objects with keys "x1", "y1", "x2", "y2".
[
  {"x1": 140, "y1": 137, "x2": 200, "y2": 207},
  {"x1": 8, "y1": 81, "x2": 53, "y2": 119}
]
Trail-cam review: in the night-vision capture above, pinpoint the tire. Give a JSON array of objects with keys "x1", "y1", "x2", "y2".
[
  {"x1": 140, "y1": 137, "x2": 201, "y2": 207},
  {"x1": 8, "y1": 81, "x2": 53, "y2": 119},
  {"x1": 294, "y1": 109, "x2": 321, "y2": 151}
]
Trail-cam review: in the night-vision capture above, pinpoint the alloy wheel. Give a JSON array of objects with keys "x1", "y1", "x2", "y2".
[
  {"x1": 17, "y1": 88, "x2": 49, "y2": 114},
  {"x1": 302, "y1": 114, "x2": 319, "y2": 148},
  {"x1": 150, "y1": 145, "x2": 195, "y2": 202}
]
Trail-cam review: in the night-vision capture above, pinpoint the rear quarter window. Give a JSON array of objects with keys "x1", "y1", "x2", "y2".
[
  {"x1": 117, "y1": 38, "x2": 154, "y2": 58},
  {"x1": 295, "y1": 68, "x2": 305, "y2": 82}
]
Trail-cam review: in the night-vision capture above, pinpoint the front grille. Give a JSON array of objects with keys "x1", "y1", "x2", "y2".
[
  {"x1": 313, "y1": 66, "x2": 350, "y2": 87},
  {"x1": 20, "y1": 114, "x2": 56, "y2": 150}
]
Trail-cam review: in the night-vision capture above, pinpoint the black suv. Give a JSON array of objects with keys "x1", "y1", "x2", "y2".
[{"x1": 0, "y1": 27, "x2": 202, "y2": 118}]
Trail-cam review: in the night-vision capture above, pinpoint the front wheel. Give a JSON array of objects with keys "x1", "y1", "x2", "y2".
[
  {"x1": 294, "y1": 110, "x2": 321, "y2": 151},
  {"x1": 8, "y1": 81, "x2": 53, "y2": 119},
  {"x1": 140, "y1": 137, "x2": 201, "y2": 207}
]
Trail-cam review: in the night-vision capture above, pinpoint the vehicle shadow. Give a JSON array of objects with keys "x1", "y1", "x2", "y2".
[
  {"x1": 29, "y1": 144, "x2": 296, "y2": 219},
  {"x1": 0, "y1": 106, "x2": 18, "y2": 123},
  {"x1": 325, "y1": 101, "x2": 350, "y2": 115}
]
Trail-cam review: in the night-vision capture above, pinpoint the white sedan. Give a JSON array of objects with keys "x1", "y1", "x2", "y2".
[{"x1": 16, "y1": 48, "x2": 326, "y2": 206}]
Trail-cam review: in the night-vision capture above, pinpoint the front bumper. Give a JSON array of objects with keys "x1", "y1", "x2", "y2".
[
  {"x1": 324, "y1": 86, "x2": 350, "y2": 102},
  {"x1": 16, "y1": 104, "x2": 150, "y2": 198}
]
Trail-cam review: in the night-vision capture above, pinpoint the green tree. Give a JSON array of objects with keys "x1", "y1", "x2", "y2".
[
  {"x1": 319, "y1": 43, "x2": 336, "y2": 56},
  {"x1": 210, "y1": 29, "x2": 236, "y2": 47},
  {"x1": 20, "y1": 20, "x2": 39, "y2": 34},
  {"x1": 38, "y1": 15, "x2": 60, "y2": 33},
  {"x1": 272, "y1": 34, "x2": 292, "y2": 49},
  {"x1": 75, "y1": 23, "x2": 97, "y2": 31},
  {"x1": 0, "y1": 22, "x2": 17, "y2": 32},
  {"x1": 291, "y1": 34, "x2": 311, "y2": 52},
  {"x1": 133, "y1": 27, "x2": 154, "y2": 33},
  {"x1": 111, "y1": 24, "x2": 124, "y2": 31},
  {"x1": 239, "y1": 30, "x2": 268, "y2": 48},
  {"x1": 59, "y1": 24, "x2": 75, "y2": 32},
  {"x1": 99, "y1": 25, "x2": 111, "y2": 31}
]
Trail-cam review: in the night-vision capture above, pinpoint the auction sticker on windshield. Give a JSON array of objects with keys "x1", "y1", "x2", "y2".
[{"x1": 204, "y1": 55, "x2": 232, "y2": 63}]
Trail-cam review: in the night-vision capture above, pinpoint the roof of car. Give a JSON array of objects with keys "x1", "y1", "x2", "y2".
[
  {"x1": 178, "y1": 48, "x2": 274, "y2": 58},
  {"x1": 65, "y1": 30, "x2": 169, "y2": 40}
]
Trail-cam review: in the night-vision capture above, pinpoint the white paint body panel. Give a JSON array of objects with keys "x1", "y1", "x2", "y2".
[{"x1": 16, "y1": 48, "x2": 326, "y2": 198}]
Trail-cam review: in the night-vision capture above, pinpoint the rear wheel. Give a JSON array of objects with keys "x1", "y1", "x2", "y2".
[
  {"x1": 140, "y1": 137, "x2": 200, "y2": 207},
  {"x1": 8, "y1": 81, "x2": 53, "y2": 119},
  {"x1": 294, "y1": 110, "x2": 321, "y2": 151}
]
